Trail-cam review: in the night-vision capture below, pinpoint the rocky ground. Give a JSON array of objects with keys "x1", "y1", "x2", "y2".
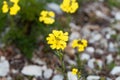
[{"x1": 1, "y1": 0, "x2": 120, "y2": 80}]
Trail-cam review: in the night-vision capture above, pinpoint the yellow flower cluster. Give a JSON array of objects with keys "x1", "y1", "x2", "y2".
[
  {"x1": 2, "y1": 0, "x2": 20, "y2": 15},
  {"x1": 60, "y1": 0, "x2": 79, "y2": 13},
  {"x1": 39, "y1": 10, "x2": 55, "y2": 24},
  {"x1": 72, "y1": 39, "x2": 87, "y2": 52},
  {"x1": 46, "y1": 30, "x2": 68, "y2": 50},
  {"x1": 72, "y1": 68, "x2": 78, "y2": 75}
]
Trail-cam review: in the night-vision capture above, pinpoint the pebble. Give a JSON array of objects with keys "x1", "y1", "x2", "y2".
[
  {"x1": 80, "y1": 53, "x2": 90, "y2": 61},
  {"x1": 86, "y1": 47, "x2": 95, "y2": 54},
  {"x1": 108, "y1": 42, "x2": 116, "y2": 52},
  {"x1": 89, "y1": 33, "x2": 102, "y2": 43},
  {"x1": 67, "y1": 71, "x2": 78, "y2": 80},
  {"x1": 88, "y1": 58, "x2": 103, "y2": 69},
  {"x1": 21, "y1": 65, "x2": 44, "y2": 77},
  {"x1": 115, "y1": 12, "x2": 120, "y2": 20},
  {"x1": 69, "y1": 32, "x2": 80, "y2": 41},
  {"x1": 52, "y1": 74, "x2": 64, "y2": 80},
  {"x1": 43, "y1": 68, "x2": 53, "y2": 79},
  {"x1": 0, "y1": 56, "x2": 9, "y2": 77},
  {"x1": 110, "y1": 66, "x2": 120, "y2": 75},
  {"x1": 95, "y1": 48, "x2": 104, "y2": 55},
  {"x1": 47, "y1": 3, "x2": 62, "y2": 15},
  {"x1": 87, "y1": 58, "x2": 95, "y2": 69},
  {"x1": 113, "y1": 22, "x2": 120, "y2": 31},
  {"x1": 116, "y1": 76, "x2": 120, "y2": 80},
  {"x1": 87, "y1": 75, "x2": 100, "y2": 80},
  {"x1": 106, "y1": 54, "x2": 113, "y2": 64}
]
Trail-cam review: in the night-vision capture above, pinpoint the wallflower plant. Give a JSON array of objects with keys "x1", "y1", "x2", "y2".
[
  {"x1": 46, "y1": 30, "x2": 69, "y2": 80},
  {"x1": 46, "y1": 30, "x2": 88, "y2": 79},
  {"x1": 71, "y1": 39, "x2": 88, "y2": 79},
  {"x1": 39, "y1": 10, "x2": 55, "y2": 24}
]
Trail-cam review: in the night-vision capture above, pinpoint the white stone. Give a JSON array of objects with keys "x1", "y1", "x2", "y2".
[
  {"x1": 69, "y1": 23, "x2": 81, "y2": 31},
  {"x1": 106, "y1": 34, "x2": 111, "y2": 39},
  {"x1": 106, "y1": 54, "x2": 113, "y2": 64},
  {"x1": 86, "y1": 47, "x2": 95, "y2": 54},
  {"x1": 93, "y1": 33, "x2": 102, "y2": 41},
  {"x1": 32, "y1": 58, "x2": 46, "y2": 65},
  {"x1": 116, "y1": 76, "x2": 120, "y2": 80},
  {"x1": 87, "y1": 75, "x2": 100, "y2": 80},
  {"x1": 69, "y1": 32, "x2": 80, "y2": 41},
  {"x1": 115, "y1": 12, "x2": 120, "y2": 20},
  {"x1": 47, "y1": 3, "x2": 62, "y2": 14},
  {"x1": 21, "y1": 65, "x2": 43, "y2": 77},
  {"x1": 81, "y1": 53, "x2": 90, "y2": 61},
  {"x1": 88, "y1": 58, "x2": 103, "y2": 69},
  {"x1": 110, "y1": 66, "x2": 120, "y2": 75},
  {"x1": 108, "y1": 42, "x2": 116, "y2": 52},
  {"x1": 0, "y1": 56, "x2": 9, "y2": 77},
  {"x1": 43, "y1": 68, "x2": 53, "y2": 79},
  {"x1": 113, "y1": 23, "x2": 120, "y2": 30},
  {"x1": 95, "y1": 48, "x2": 104, "y2": 55},
  {"x1": 88, "y1": 58, "x2": 95, "y2": 69},
  {"x1": 52, "y1": 74, "x2": 64, "y2": 80},
  {"x1": 67, "y1": 71, "x2": 78, "y2": 80},
  {"x1": 107, "y1": 77, "x2": 112, "y2": 80}
]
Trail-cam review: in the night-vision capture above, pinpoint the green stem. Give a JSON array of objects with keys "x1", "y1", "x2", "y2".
[
  {"x1": 76, "y1": 52, "x2": 81, "y2": 68},
  {"x1": 56, "y1": 51, "x2": 67, "y2": 80}
]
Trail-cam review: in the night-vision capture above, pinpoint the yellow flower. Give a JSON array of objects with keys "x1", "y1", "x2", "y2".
[
  {"x1": 72, "y1": 39, "x2": 87, "y2": 52},
  {"x1": 2, "y1": 0, "x2": 20, "y2": 15},
  {"x1": 10, "y1": 0, "x2": 19, "y2": 4},
  {"x1": 72, "y1": 68, "x2": 78, "y2": 75},
  {"x1": 2, "y1": 1, "x2": 9, "y2": 13},
  {"x1": 39, "y1": 10, "x2": 55, "y2": 24},
  {"x1": 60, "y1": 0, "x2": 79, "y2": 13},
  {"x1": 46, "y1": 30, "x2": 68, "y2": 50},
  {"x1": 10, "y1": 4, "x2": 20, "y2": 15}
]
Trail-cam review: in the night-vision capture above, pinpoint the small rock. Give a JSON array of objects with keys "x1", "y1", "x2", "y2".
[
  {"x1": 106, "y1": 77, "x2": 112, "y2": 80},
  {"x1": 106, "y1": 54, "x2": 113, "y2": 64},
  {"x1": 87, "y1": 58, "x2": 95, "y2": 69},
  {"x1": 52, "y1": 74, "x2": 64, "y2": 80},
  {"x1": 67, "y1": 71, "x2": 78, "y2": 80},
  {"x1": 47, "y1": 3, "x2": 62, "y2": 15},
  {"x1": 21, "y1": 65, "x2": 43, "y2": 77},
  {"x1": 115, "y1": 12, "x2": 120, "y2": 20},
  {"x1": 89, "y1": 33, "x2": 102, "y2": 43},
  {"x1": 64, "y1": 55, "x2": 76, "y2": 65},
  {"x1": 95, "y1": 48, "x2": 104, "y2": 55},
  {"x1": 110, "y1": 66, "x2": 120, "y2": 75},
  {"x1": 32, "y1": 58, "x2": 46, "y2": 65},
  {"x1": 86, "y1": 47, "x2": 95, "y2": 54},
  {"x1": 69, "y1": 32, "x2": 80, "y2": 41},
  {"x1": 116, "y1": 76, "x2": 120, "y2": 80},
  {"x1": 0, "y1": 56, "x2": 9, "y2": 77},
  {"x1": 80, "y1": 53, "x2": 90, "y2": 61},
  {"x1": 43, "y1": 69, "x2": 53, "y2": 79},
  {"x1": 113, "y1": 22, "x2": 120, "y2": 31},
  {"x1": 100, "y1": 38, "x2": 108, "y2": 48},
  {"x1": 88, "y1": 58, "x2": 103, "y2": 69},
  {"x1": 69, "y1": 23, "x2": 81, "y2": 31},
  {"x1": 87, "y1": 75, "x2": 100, "y2": 80},
  {"x1": 108, "y1": 42, "x2": 116, "y2": 52}
]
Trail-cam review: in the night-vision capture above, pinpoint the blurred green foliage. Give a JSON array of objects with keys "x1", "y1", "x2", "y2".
[{"x1": 106, "y1": 0, "x2": 120, "y2": 8}]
